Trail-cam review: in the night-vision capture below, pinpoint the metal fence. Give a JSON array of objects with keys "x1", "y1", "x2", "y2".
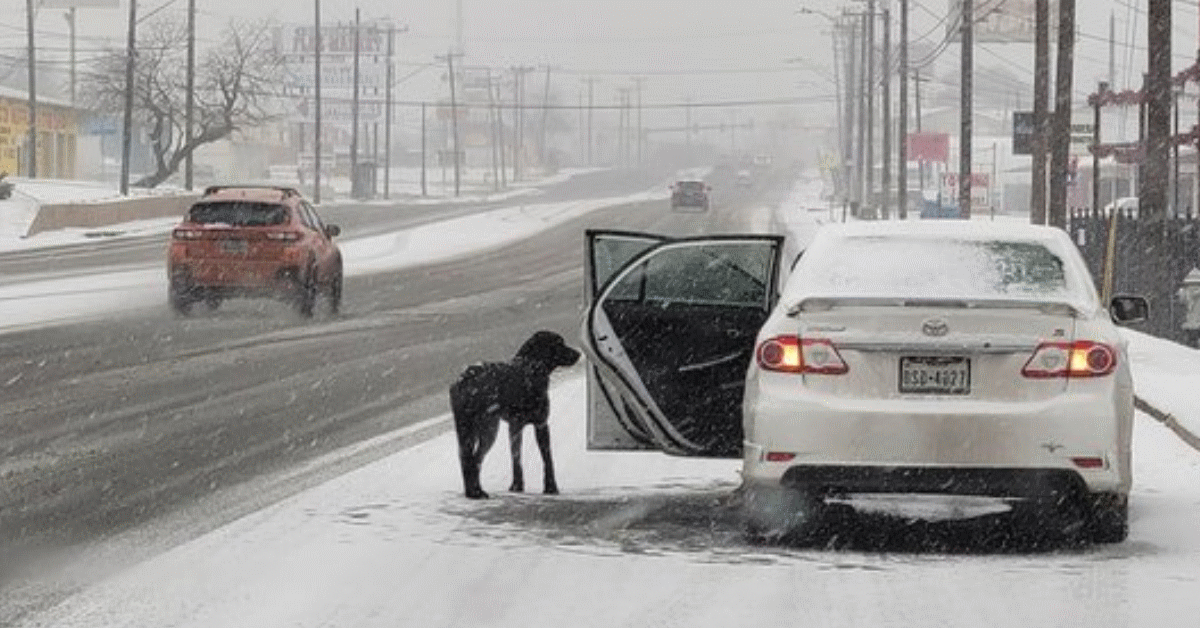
[{"x1": 1068, "y1": 208, "x2": 1200, "y2": 344}]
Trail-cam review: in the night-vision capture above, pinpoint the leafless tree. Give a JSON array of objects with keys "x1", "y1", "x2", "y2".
[{"x1": 82, "y1": 18, "x2": 284, "y2": 188}]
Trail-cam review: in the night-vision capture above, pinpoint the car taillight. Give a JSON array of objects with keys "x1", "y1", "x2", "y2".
[
  {"x1": 1021, "y1": 341, "x2": 1117, "y2": 378},
  {"x1": 172, "y1": 228, "x2": 204, "y2": 240},
  {"x1": 756, "y1": 336, "x2": 848, "y2": 375},
  {"x1": 266, "y1": 231, "x2": 302, "y2": 242}
]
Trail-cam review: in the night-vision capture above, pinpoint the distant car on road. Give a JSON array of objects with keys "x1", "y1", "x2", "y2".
[
  {"x1": 670, "y1": 180, "x2": 711, "y2": 212},
  {"x1": 736, "y1": 170, "x2": 753, "y2": 187},
  {"x1": 167, "y1": 185, "x2": 343, "y2": 317},
  {"x1": 581, "y1": 221, "x2": 1148, "y2": 545}
]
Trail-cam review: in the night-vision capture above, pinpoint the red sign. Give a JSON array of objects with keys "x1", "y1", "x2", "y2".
[{"x1": 908, "y1": 132, "x2": 950, "y2": 163}]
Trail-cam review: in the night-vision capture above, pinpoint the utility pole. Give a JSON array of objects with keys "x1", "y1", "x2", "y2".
[
  {"x1": 25, "y1": 0, "x2": 37, "y2": 178},
  {"x1": 495, "y1": 75, "x2": 507, "y2": 187},
  {"x1": 914, "y1": 69, "x2": 925, "y2": 192},
  {"x1": 184, "y1": 0, "x2": 195, "y2": 190},
  {"x1": 866, "y1": 0, "x2": 876, "y2": 213},
  {"x1": 313, "y1": 0, "x2": 323, "y2": 203},
  {"x1": 633, "y1": 77, "x2": 645, "y2": 165},
  {"x1": 1031, "y1": 0, "x2": 1049, "y2": 223},
  {"x1": 351, "y1": 9, "x2": 361, "y2": 199},
  {"x1": 881, "y1": 3, "x2": 891, "y2": 219},
  {"x1": 898, "y1": 0, "x2": 909, "y2": 219},
  {"x1": 66, "y1": 8, "x2": 76, "y2": 105},
  {"x1": 583, "y1": 77, "x2": 597, "y2": 165},
  {"x1": 512, "y1": 66, "x2": 536, "y2": 180},
  {"x1": 1142, "y1": 0, "x2": 1171, "y2": 221},
  {"x1": 420, "y1": 101, "x2": 427, "y2": 196},
  {"x1": 856, "y1": 12, "x2": 868, "y2": 213},
  {"x1": 540, "y1": 66, "x2": 552, "y2": 170},
  {"x1": 120, "y1": 0, "x2": 137, "y2": 194},
  {"x1": 445, "y1": 50, "x2": 462, "y2": 196},
  {"x1": 487, "y1": 69, "x2": 500, "y2": 190},
  {"x1": 843, "y1": 13, "x2": 856, "y2": 216},
  {"x1": 958, "y1": 0, "x2": 973, "y2": 219},
  {"x1": 1048, "y1": 0, "x2": 1076, "y2": 228},
  {"x1": 384, "y1": 25, "x2": 394, "y2": 199}
]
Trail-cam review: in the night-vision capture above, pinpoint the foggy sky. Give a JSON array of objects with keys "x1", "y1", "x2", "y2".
[{"x1": 6, "y1": 0, "x2": 1200, "y2": 132}]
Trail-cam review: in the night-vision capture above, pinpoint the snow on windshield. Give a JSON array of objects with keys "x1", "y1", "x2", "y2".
[{"x1": 794, "y1": 235, "x2": 1082, "y2": 303}]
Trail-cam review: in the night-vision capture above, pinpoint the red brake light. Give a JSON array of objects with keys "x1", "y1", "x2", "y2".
[
  {"x1": 172, "y1": 228, "x2": 203, "y2": 240},
  {"x1": 1021, "y1": 341, "x2": 1117, "y2": 378},
  {"x1": 756, "y1": 336, "x2": 848, "y2": 375}
]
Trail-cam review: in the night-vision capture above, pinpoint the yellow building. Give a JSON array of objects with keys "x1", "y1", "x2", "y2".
[{"x1": 0, "y1": 87, "x2": 78, "y2": 179}]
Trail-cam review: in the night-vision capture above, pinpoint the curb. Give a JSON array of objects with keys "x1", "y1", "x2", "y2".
[{"x1": 1135, "y1": 395, "x2": 1200, "y2": 453}]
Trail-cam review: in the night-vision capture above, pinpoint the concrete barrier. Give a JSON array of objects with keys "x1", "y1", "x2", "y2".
[{"x1": 26, "y1": 193, "x2": 201, "y2": 236}]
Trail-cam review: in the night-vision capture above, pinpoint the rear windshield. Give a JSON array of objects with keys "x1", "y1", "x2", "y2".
[
  {"x1": 677, "y1": 181, "x2": 705, "y2": 191},
  {"x1": 188, "y1": 201, "x2": 289, "y2": 227},
  {"x1": 799, "y1": 236, "x2": 1073, "y2": 300}
]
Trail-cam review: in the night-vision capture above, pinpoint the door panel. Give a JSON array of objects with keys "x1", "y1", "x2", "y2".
[
  {"x1": 583, "y1": 234, "x2": 784, "y2": 457},
  {"x1": 584, "y1": 230, "x2": 668, "y2": 450}
]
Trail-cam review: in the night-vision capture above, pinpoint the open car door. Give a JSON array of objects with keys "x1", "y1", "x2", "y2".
[
  {"x1": 582, "y1": 231, "x2": 784, "y2": 457},
  {"x1": 584, "y1": 230, "x2": 669, "y2": 451}
]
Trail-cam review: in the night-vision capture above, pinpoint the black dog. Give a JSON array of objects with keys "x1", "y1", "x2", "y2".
[{"x1": 449, "y1": 331, "x2": 581, "y2": 499}]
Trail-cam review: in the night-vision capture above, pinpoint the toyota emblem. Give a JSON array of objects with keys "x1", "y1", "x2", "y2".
[{"x1": 922, "y1": 318, "x2": 949, "y2": 337}]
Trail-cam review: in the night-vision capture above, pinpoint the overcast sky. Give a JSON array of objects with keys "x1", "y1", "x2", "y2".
[{"x1": 5, "y1": 0, "x2": 1200, "y2": 133}]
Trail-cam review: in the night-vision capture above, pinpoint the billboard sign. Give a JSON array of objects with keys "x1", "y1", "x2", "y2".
[
  {"x1": 942, "y1": 172, "x2": 991, "y2": 211},
  {"x1": 947, "y1": 0, "x2": 1058, "y2": 44},
  {"x1": 908, "y1": 132, "x2": 950, "y2": 163}
]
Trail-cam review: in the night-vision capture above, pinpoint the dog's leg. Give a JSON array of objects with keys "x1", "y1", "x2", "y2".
[
  {"x1": 508, "y1": 421, "x2": 525, "y2": 492},
  {"x1": 466, "y1": 416, "x2": 500, "y2": 499},
  {"x1": 534, "y1": 423, "x2": 558, "y2": 495},
  {"x1": 454, "y1": 411, "x2": 488, "y2": 500}
]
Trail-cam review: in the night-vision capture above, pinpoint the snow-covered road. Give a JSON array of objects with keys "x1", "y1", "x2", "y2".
[
  {"x1": 16, "y1": 371, "x2": 1200, "y2": 628},
  {"x1": 6, "y1": 174, "x2": 1200, "y2": 626}
]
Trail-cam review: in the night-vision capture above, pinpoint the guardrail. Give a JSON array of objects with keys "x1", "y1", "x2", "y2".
[{"x1": 26, "y1": 194, "x2": 201, "y2": 236}]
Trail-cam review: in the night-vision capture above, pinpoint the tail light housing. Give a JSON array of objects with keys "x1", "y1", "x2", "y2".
[
  {"x1": 756, "y1": 336, "x2": 848, "y2": 375},
  {"x1": 266, "y1": 231, "x2": 302, "y2": 242},
  {"x1": 173, "y1": 228, "x2": 204, "y2": 240},
  {"x1": 1021, "y1": 341, "x2": 1117, "y2": 378}
]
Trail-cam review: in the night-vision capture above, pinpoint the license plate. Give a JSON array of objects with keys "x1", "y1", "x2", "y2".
[
  {"x1": 220, "y1": 239, "x2": 248, "y2": 255},
  {"x1": 899, "y1": 356, "x2": 970, "y2": 395}
]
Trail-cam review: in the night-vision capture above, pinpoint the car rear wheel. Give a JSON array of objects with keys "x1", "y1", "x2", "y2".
[
  {"x1": 1086, "y1": 493, "x2": 1129, "y2": 543},
  {"x1": 326, "y1": 266, "x2": 343, "y2": 315},
  {"x1": 740, "y1": 485, "x2": 825, "y2": 545},
  {"x1": 293, "y1": 264, "x2": 317, "y2": 318},
  {"x1": 169, "y1": 285, "x2": 193, "y2": 316}
]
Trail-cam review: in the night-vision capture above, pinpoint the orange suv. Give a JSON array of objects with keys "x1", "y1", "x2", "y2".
[{"x1": 167, "y1": 185, "x2": 343, "y2": 317}]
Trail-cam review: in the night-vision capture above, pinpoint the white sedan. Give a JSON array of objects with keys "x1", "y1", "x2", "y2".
[{"x1": 581, "y1": 222, "x2": 1148, "y2": 545}]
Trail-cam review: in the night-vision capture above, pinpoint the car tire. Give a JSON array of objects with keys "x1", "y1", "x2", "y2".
[
  {"x1": 169, "y1": 284, "x2": 193, "y2": 316},
  {"x1": 327, "y1": 265, "x2": 343, "y2": 315},
  {"x1": 740, "y1": 485, "x2": 824, "y2": 545},
  {"x1": 1086, "y1": 493, "x2": 1129, "y2": 544},
  {"x1": 294, "y1": 263, "x2": 317, "y2": 318}
]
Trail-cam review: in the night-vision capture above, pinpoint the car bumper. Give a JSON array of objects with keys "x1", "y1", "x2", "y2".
[
  {"x1": 742, "y1": 382, "x2": 1130, "y2": 497},
  {"x1": 170, "y1": 262, "x2": 302, "y2": 292}
]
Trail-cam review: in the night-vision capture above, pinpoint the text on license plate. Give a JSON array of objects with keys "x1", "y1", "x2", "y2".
[
  {"x1": 899, "y1": 356, "x2": 970, "y2": 395},
  {"x1": 221, "y1": 239, "x2": 248, "y2": 255}
]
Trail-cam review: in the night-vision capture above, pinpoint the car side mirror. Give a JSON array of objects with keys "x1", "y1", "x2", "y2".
[
  {"x1": 324, "y1": 224, "x2": 341, "y2": 238},
  {"x1": 1110, "y1": 295, "x2": 1148, "y2": 324}
]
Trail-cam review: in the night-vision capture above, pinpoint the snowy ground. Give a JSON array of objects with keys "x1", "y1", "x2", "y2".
[
  {"x1": 0, "y1": 167, "x2": 602, "y2": 242},
  {"x1": 7, "y1": 174, "x2": 1200, "y2": 627}
]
